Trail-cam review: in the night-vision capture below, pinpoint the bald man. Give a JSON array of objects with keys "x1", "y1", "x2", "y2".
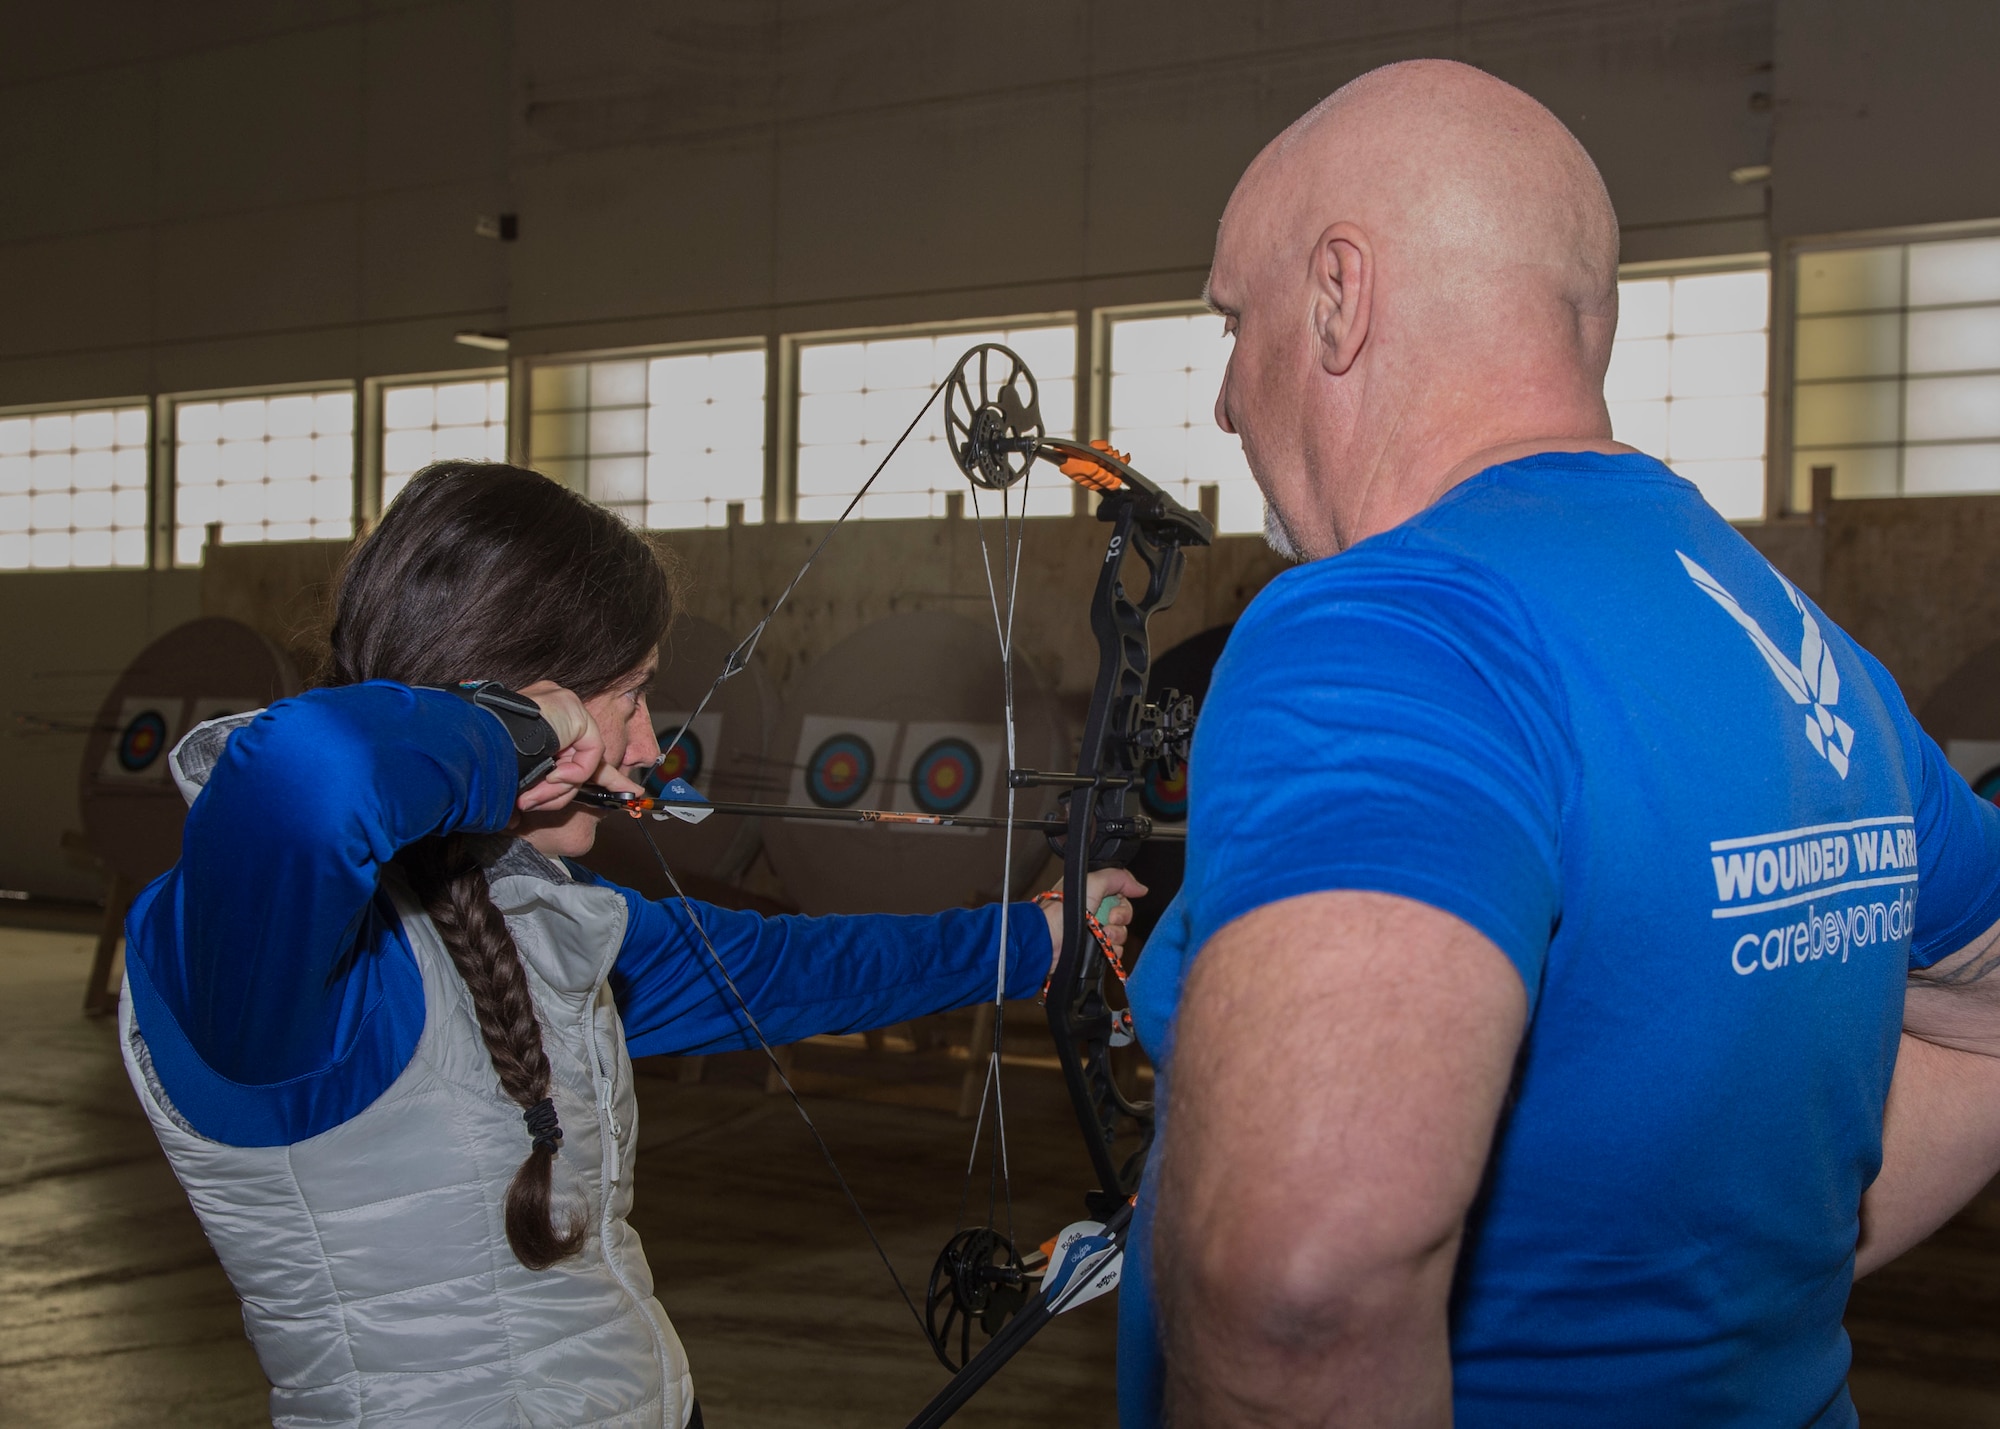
[{"x1": 1118, "y1": 60, "x2": 2000, "y2": 1428}]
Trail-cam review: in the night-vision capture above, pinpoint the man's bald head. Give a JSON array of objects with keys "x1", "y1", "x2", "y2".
[{"x1": 1209, "y1": 60, "x2": 1626, "y2": 557}]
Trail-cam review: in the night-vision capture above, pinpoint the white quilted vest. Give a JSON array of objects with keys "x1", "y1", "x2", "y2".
[{"x1": 121, "y1": 826, "x2": 694, "y2": 1428}]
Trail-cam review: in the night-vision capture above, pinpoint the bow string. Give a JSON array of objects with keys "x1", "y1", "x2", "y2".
[{"x1": 608, "y1": 343, "x2": 1213, "y2": 1423}]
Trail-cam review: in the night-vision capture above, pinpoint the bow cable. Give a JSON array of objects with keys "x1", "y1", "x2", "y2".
[
  {"x1": 621, "y1": 373, "x2": 960, "y2": 1351},
  {"x1": 650, "y1": 378, "x2": 950, "y2": 783},
  {"x1": 633, "y1": 826, "x2": 931, "y2": 1337},
  {"x1": 953, "y1": 456, "x2": 1032, "y2": 1260}
]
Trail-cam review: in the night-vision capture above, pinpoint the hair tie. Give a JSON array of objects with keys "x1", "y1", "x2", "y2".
[{"x1": 523, "y1": 1097, "x2": 563, "y2": 1155}]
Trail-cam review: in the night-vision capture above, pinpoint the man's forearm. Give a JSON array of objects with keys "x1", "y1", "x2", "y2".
[{"x1": 1857, "y1": 1031, "x2": 2000, "y2": 1277}]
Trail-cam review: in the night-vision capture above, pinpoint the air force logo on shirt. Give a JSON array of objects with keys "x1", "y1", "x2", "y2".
[{"x1": 1678, "y1": 552, "x2": 1856, "y2": 779}]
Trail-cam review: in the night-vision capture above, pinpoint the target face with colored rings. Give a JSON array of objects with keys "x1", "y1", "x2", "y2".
[
  {"x1": 1976, "y1": 766, "x2": 2000, "y2": 805},
  {"x1": 1140, "y1": 758, "x2": 1189, "y2": 821},
  {"x1": 652, "y1": 728, "x2": 704, "y2": 789},
  {"x1": 117, "y1": 710, "x2": 169, "y2": 772},
  {"x1": 909, "y1": 738, "x2": 983, "y2": 816},
  {"x1": 806, "y1": 734, "x2": 876, "y2": 808}
]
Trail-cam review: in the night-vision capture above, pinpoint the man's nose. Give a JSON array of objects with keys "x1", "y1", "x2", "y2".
[{"x1": 1214, "y1": 374, "x2": 1238, "y2": 436}]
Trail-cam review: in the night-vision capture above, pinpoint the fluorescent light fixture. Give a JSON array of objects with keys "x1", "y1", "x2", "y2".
[
  {"x1": 1730, "y1": 164, "x2": 1772, "y2": 186},
  {"x1": 454, "y1": 331, "x2": 509, "y2": 352}
]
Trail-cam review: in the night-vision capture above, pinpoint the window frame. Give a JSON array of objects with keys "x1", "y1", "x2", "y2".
[
  {"x1": 162, "y1": 379, "x2": 361, "y2": 567},
  {"x1": 1609, "y1": 251, "x2": 1774, "y2": 524},
  {"x1": 781, "y1": 312, "x2": 1079, "y2": 523},
  {"x1": 1776, "y1": 217, "x2": 2000, "y2": 514},
  {"x1": 1093, "y1": 298, "x2": 1262, "y2": 529},
  {"x1": 0, "y1": 394, "x2": 156, "y2": 572},
  {"x1": 361, "y1": 366, "x2": 508, "y2": 526},
  {"x1": 518, "y1": 335, "x2": 772, "y2": 529}
]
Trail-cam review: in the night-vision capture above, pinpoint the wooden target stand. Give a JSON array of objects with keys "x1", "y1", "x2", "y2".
[
  {"x1": 759, "y1": 611, "x2": 1068, "y2": 1113},
  {"x1": 75, "y1": 618, "x2": 299, "y2": 1015}
]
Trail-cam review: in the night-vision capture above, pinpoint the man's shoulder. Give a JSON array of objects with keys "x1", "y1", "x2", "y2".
[
  {"x1": 1241, "y1": 514, "x2": 1539, "y2": 649},
  {"x1": 1228, "y1": 450, "x2": 1747, "y2": 694}
]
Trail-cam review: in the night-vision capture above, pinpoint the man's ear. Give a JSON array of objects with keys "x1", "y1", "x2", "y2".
[{"x1": 1310, "y1": 222, "x2": 1373, "y2": 377}]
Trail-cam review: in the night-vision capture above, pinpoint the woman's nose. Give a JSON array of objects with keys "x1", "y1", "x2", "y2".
[{"x1": 629, "y1": 709, "x2": 662, "y2": 769}]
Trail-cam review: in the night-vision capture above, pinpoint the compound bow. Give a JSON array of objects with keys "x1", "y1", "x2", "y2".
[{"x1": 594, "y1": 343, "x2": 1213, "y2": 1424}]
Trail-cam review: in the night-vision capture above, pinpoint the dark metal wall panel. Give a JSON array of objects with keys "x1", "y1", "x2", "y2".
[{"x1": 1773, "y1": 0, "x2": 2000, "y2": 240}]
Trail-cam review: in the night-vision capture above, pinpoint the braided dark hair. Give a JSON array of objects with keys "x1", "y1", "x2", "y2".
[{"x1": 328, "y1": 461, "x2": 673, "y2": 1270}]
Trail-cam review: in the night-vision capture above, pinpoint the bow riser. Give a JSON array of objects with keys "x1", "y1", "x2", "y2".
[{"x1": 1047, "y1": 490, "x2": 1193, "y2": 1213}]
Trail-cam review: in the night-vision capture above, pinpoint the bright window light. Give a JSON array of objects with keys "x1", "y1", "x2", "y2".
[
  {"x1": 1104, "y1": 310, "x2": 1262, "y2": 534},
  {"x1": 380, "y1": 377, "x2": 507, "y2": 508},
  {"x1": 528, "y1": 348, "x2": 765, "y2": 529},
  {"x1": 173, "y1": 389, "x2": 355, "y2": 564},
  {"x1": 0, "y1": 404, "x2": 150, "y2": 570},
  {"x1": 1605, "y1": 266, "x2": 1770, "y2": 521},
  {"x1": 1793, "y1": 231, "x2": 2000, "y2": 502},
  {"x1": 795, "y1": 322, "x2": 1076, "y2": 521}
]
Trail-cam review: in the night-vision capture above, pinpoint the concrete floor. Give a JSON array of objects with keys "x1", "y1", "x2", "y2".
[
  {"x1": 3, "y1": 922, "x2": 1997, "y2": 1427},
  {"x1": 0, "y1": 927, "x2": 1118, "y2": 1427}
]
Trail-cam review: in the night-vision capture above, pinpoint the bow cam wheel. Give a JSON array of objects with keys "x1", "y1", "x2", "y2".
[
  {"x1": 925, "y1": 1226, "x2": 1028, "y2": 1370},
  {"x1": 944, "y1": 344, "x2": 1045, "y2": 491}
]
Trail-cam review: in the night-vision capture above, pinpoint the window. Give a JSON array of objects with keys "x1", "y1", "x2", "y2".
[
  {"x1": 794, "y1": 321, "x2": 1075, "y2": 521},
  {"x1": 0, "y1": 403, "x2": 149, "y2": 570},
  {"x1": 1605, "y1": 264, "x2": 1771, "y2": 522},
  {"x1": 1791, "y1": 230, "x2": 2000, "y2": 503},
  {"x1": 1103, "y1": 308, "x2": 1262, "y2": 534},
  {"x1": 379, "y1": 376, "x2": 507, "y2": 509},
  {"x1": 173, "y1": 389, "x2": 355, "y2": 564},
  {"x1": 527, "y1": 347, "x2": 766, "y2": 529}
]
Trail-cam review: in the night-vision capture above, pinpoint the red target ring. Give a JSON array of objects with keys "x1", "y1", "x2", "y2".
[{"x1": 909, "y1": 738, "x2": 982, "y2": 816}]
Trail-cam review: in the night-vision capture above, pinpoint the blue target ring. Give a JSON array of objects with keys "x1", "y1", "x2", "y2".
[
  {"x1": 909, "y1": 738, "x2": 982, "y2": 816},
  {"x1": 806, "y1": 734, "x2": 875, "y2": 808},
  {"x1": 117, "y1": 709, "x2": 169, "y2": 772}
]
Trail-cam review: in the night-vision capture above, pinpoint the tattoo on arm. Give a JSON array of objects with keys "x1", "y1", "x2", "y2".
[{"x1": 1913, "y1": 923, "x2": 2000, "y2": 989}]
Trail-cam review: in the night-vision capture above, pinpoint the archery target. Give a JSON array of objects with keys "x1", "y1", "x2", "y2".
[
  {"x1": 1140, "y1": 758, "x2": 1189, "y2": 822},
  {"x1": 889, "y1": 722, "x2": 1002, "y2": 829},
  {"x1": 81, "y1": 619, "x2": 300, "y2": 887},
  {"x1": 764, "y1": 612, "x2": 1066, "y2": 916},
  {"x1": 788, "y1": 716, "x2": 898, "y2": 811},
  {"x1": 101, "y1": 698, "x2": 181, "y2": 781},
  {"x1": 908, "y1": 736, "x2": 983, "y2": 816},
  {"x1": 807, "y1": 732, "x2": 877, "y2": 808}
]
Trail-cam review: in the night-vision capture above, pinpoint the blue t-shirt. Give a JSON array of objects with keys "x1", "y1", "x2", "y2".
[
  {"x1": 125, "y1": 682, "x2": 1049, "y2": 1147},
  {"x1": 1118, "y1": 453, "x2": 2000, "y2": 1428}
]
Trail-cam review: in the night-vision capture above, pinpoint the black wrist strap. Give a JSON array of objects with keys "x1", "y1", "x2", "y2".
[{"x1": 450, "y1": 681, "x2": 560, "y2": 790}]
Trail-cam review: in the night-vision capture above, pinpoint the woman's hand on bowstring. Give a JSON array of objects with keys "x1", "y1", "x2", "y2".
[
  {"x1": 1041, "y1": 868, "x2": 1149, "y2": 974},
  {"x1": 514, "y1": 680, "x2": 647, "y2": 813}
]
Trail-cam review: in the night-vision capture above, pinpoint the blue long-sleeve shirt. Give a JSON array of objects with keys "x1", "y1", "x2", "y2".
[{"x1": 124, "y1": 682, "x2": 1049, "y2": 1147}]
